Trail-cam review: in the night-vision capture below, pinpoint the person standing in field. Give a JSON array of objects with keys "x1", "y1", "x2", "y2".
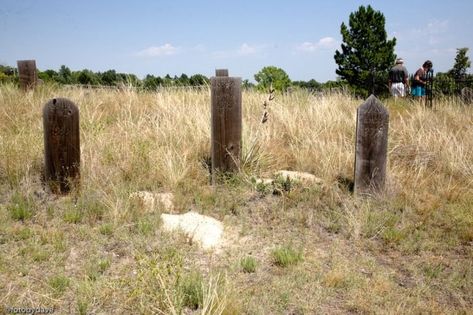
[
  {"x1": 411, "y1": 60, "x2": 433, "y2": 99},
  {"x1": 388, "y1": 58, "x2": 409, "y2": 98}
]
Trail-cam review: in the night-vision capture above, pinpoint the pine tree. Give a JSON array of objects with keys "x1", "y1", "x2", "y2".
[
  {"x1": 334, "y1": 5, "x2": 396, "y2": 97},
  {"x1": 448, "y1": 48, "x2": 471, "y2": 80}
]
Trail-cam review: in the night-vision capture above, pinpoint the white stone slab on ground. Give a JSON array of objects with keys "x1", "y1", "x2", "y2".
[
  {"x1": 161, "y1": 211, "x2": 224, "y2": 250},
  {"x1": 274, "y1": 170, "x2": 323, "y2": 184}
]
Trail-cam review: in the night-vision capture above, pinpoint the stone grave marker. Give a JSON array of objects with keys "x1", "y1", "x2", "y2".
[
  {"x1": 210, "y1": 69, "x2": 242, "y2": 184},
  {"x1": 354, "y1": 95, "x2": 389, "y2": 195},
  {"x1": 17, "y1": 60, "x2": 38, "y2": 90},
  {"x1": 43, "y1": 98, "x2": 80, "y2": 194}
]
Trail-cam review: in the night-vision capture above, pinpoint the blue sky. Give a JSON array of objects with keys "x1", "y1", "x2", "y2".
[{"x1": 1, "y1": 0, "x2": 473, "y2": 82}]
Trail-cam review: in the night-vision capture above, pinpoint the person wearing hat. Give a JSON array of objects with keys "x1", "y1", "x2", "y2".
[
  {"x1": 388, "y1": 58, "x2": 409, "y2": 98},
  {"x1": 411, "y1": 60, "x2": 433, "y2": 99}
]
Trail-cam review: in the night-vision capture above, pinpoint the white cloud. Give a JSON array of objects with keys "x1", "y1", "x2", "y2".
[
  {"x1": 297, "y1": 37, "x2": 337, "y2": 52},
  {"x1": 406, "y1": 19, "x2": 449, "y2": 46},
  {"x1": 211, "y1": 50, "x2": 229, "y2": 59},
  {"x1": 237, "y1": 43, "x2": 258, "y2": 56},
  {"x1": 318, "y1": 37, "x2": 337, "y2": 48},
  {"x1": 211, "y1": 43, "x2": 264, "y2": 58},
  {"x1": 426, "y1": 20, "x2": 449, "y2": 34},
  {"x1": 298, "y1": 42, "x2": 317, "y2": 52},
  {"x1": 136, "y1": 43, "x2": 179, "y2": 57}
]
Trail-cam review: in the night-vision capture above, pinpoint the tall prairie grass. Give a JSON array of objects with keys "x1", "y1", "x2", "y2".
[{"x1": 0, "y1": 83, "x2": 472, "y2": 313}]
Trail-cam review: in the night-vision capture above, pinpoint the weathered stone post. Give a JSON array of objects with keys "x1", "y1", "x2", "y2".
[
  {"x1": 210, "y1": 69, "x2": 242, "y2": 184},
  {"x1": 354, "y1": 95, "x2": 389, "y2": 195},
  {"x1": 17, "y1": 60, "x2": 38, "y2": 90},
  {"x1": 43, "y1": 98, "x2": 80, "y2": 194}
]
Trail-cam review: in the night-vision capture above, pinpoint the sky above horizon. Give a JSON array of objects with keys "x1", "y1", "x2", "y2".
[{"x1": 1, "y1": 0, "x2": 473, "y2": 82}]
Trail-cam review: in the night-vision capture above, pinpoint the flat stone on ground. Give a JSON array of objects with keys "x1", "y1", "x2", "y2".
[
  {"x1": 275, "y1": 170, "x2": 323, "y2": 184},
  {"x1": 161, "y1": 211, "x2": 224, "y2": 250},
  {"x1": 129, "y1": 191, "x2": 174, "y2": 213}
]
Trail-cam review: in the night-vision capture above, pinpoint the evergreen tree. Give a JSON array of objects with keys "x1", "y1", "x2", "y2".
[
  {"x1": 448, "y1": 48, "x2": 471, "y2": 80},
  {"x1": 334, "y1": 5, "x2": 396, "y2": 97}
]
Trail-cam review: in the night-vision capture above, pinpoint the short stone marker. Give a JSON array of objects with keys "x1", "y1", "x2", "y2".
[
  {"x1": 461, "y1": 87, "x2": 473, "y2": 105},
  {"x1": 210, "y1": 69, "x2": 242, "y2": 184},
  {"x1": 17, "y1": 60, "x2": 38, "y2": 90},
  {"x1": 215, "y1": 69, "x2": 229, "y2": 77},
  {"x1": 354, "y1": 95, "x2": 389, "y2": 195},
  {"x1": 43, "y1": 98, "x2": 80, "y2": 194}
]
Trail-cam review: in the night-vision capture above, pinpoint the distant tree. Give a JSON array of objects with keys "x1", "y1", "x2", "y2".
[
  {"x1": 292, "y1": 79, "x2": 321, "y2": 91},
  {"x1": 0, "y1": 65, "x2": 17, "y2": 83},
  {"x1": 189, "y1": 74, "x2": 209, "y2": 86},
  {"x1": 172, "y1": 75, "x2": 180, "y2": 85},
  {"x1": 100, "y1": 70, "x2": 118, "y2": 86},
  {"x1": 57, "y1": 65, "x2": 74, "y2": 84},
  {"x1": 448, "y1": 48, "x2": 471, "y2": 80},
  {"x1": 0, "y1": 65, "x2": 15, "y2": 75},
  {"x1": 38, "y1": 69, "x2": 58, "y2": 82},
  {"x1": 143, "y1": 74, "x2": 164, "y2": 90},
  {"x1": 321, "y1": 79, "x2": 349, "y2": 91},
  {"x1": 123, "y1": 73, "x2": 141, "y2": 87},
  {"x1": 254, "y1": 66, "x2": 291, "y2": 92},
  {"x1": 76, "y1": 69, "x2": 100, "y2": 85},
  {"x1": 177, "y1": 73, "x2": 190, "y2": 86},
  {"x1": 434, "y1": 72, "x2": 456, "y2": 95},
  {"x1": 163, "y1": 74, "x2": 173, "y2": 86},
  {"x1": 242, "y1": 79, "x2": 255, "y2": 90},
  {"x1": 334, "y1": 5, "x2": 396, "y2": 97}
]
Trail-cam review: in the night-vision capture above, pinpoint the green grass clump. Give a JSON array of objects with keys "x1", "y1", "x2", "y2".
[
  {"x1": 8, "y1": 192, "x2": 35, "y2": 221},
  {"x1": 272, "y1": 245, "x2": 303, "y2": 267},
  {"x1": 181, "y1": 271, "x2": 204, "y2": 310},
  {"x1": 63, "y1": 207, "x2": 83, "y2": 224},
  {"x1": 99, "y1": 223, "x2": 114, "y2": 235},
  {"x1": 240, "y1": 256, "x2": 257, "y2": 273},
  {"x1": 86, "y1": 258, "x2": 111, "y2": 281},
  {"x1": 49, "y1": 275, "x2": 70, "y2": 296}
]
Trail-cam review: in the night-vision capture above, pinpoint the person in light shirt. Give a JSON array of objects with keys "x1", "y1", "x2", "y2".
[{"x1": 388, "y1": 58, "x2": 409, "y2": 98}]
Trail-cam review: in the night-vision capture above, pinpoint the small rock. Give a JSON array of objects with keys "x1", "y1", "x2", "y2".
[
  {"x1": 155, "y1": 192, "x2": 174, "y2": 212},
  {"x1": 129, "y1": 191, "x2": 174, "y2": 213},
  {"x1": 129, "y1": 191, "x2": 155, "y2": 212},
  {"x1": 254, "y1": 178, "x2": 274, "y2": 185},
  {"x1": 161, "y1": 211, "x2": 223, "y2": 250},
  {"x1": 274, "y1": 170, "x2": 323, "y2": 184}
]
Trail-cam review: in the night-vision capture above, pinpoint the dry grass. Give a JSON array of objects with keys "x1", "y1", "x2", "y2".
[{"x1": 0, "y1": 83, "x2": 472, "y2": 314}]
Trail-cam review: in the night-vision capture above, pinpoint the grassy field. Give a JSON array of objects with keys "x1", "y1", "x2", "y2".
[{"x1": 0, "y1": 84, "x2": 472, "y2": 314}]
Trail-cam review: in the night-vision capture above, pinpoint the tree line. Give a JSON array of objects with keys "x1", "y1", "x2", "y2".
[
  {"x1": 0, "y1": 65, "x2": 211, "y2": 90},
  {"x1": 0, "y1": 63, "x2": 345, "y2": 92}
]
